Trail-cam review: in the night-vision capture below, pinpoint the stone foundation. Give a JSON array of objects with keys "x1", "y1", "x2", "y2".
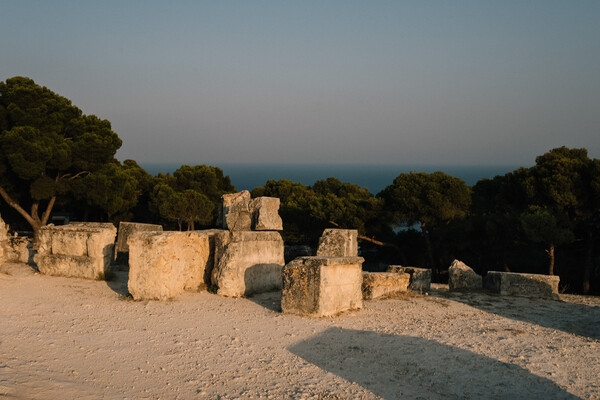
[
  {"x1": 128, "y1": 230, "x2": 223, "y2": 301},
  {"x1": 35, "y1": 223, "x2": 117, "y2": 279},
  {"x1": 316, "y1": 229, "x2": 358, "y2": 257},
  {"x1": 362, "y1": 272, "x2": 410, "y2": 300},
  {"x1": 484, "y1": 271, "x2": 559, "y2": 298},
  {"x1": 281, "y1": 256, "x2": 364, "y2": 317},
  {"x1": 387, "y1": 265, "x2": 431, "y2": 292},
  {"x1": 115, "y1": 222, "x2": 163, "y2": 266},
  {"x1": 211, "y1": 231, "x2": 285, "y2": 297},
  {"x1": 448, "y1": 260, "x2": 482, "y2": 291}
]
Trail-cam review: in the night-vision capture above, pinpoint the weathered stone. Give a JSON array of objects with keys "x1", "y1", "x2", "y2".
[
  {"x1": 115, "y1": 222, "x2": 163, "y2": 266},
  {"x1": 316, "y1": 229, "x2": 358, "y2": 257},
  {"x1": 387, "y1": 265, "x2": 431, "y2": 291},
  {"x1": 0, "y1": 214, "x2": 6, "y2": 264},
  {"x1": 4, "y1": 237, "x2": 32, "y2": 264},
  {"x1": 35, "y1": 223, "x2": 117, "y2": 279},
  {"x1": 284, "y1": 245, "x2": 314, "y2": 264},
  {"x1": 128, "y1": 230, "x2": 223, "y2": 301},
  {"x1": 362, "y1": 272, "x2": 410, "y2": 300},
  {"x1": 448, "y1": 260, "x2": 482, "y2": 291},
  {"x1": 282, "y1": 256, "x2": 364, "y2": 317},
  {"x1": 219, "y1": 191, "x2": 251, "y2": 230},
  {"x1": 211, "y1": 231, "x2": 285, "y2": 297},
  {"x1": 484, "y1": 271, "x2": 559, "y2": 298},
  {"x1": 250, "y1": 197, "x2": 283, "y2": 231}
]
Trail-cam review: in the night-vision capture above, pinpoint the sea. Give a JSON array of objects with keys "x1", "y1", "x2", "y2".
[{"x1": 140, "y1": 163, "x2": 524, "y2": 195}]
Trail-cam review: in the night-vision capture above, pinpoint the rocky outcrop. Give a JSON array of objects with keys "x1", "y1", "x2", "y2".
[
  {"x1": 484, "y1": 271, "x2": 559, "y2": 298},
  {"x1": 387, "y1": 265, "x2": 431, "y2": 291},
  {"x1": 115, "y1": 222, "x2": 163, "y2": 266},
  {"x1": 281, "y1": 256, "x2": 364, "y2": 317},
  {"x1": 35, "y1": 223, "x2": 117, "y2": 279},
  {"x1": 128, "y1": 230, "x2": 222, "y2": 301},
  {"x1": 316, "y1": 229, "x2": 358, "y2": 257},
  {"x1": 448, "y1": 260, "x2": 482, "y2": 291},
  {"x1": 362, "y1": 272, "x2": 410, "y2": 300},
  {"x1": 211, "y1": 230, "x2": 285, "y2": 297}
]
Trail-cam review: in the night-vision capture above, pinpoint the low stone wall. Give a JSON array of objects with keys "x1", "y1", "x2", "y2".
[
  {"x1": 281, "y1": 256, "x2": 364, "y2": 317},
  {"x1": 115, "y1": 222, "x2": 163, "y2": 266},
  {"x1": 484, "y1": 271, "x2": 559, "y2": 298},
  {"x1": 128, "y1": 230, "x2": 222, "y2": 300},
  {"x1": 387, "y1": 266, "x2": 431, "y2": 292},
  {"x1": 35, "y1": 223, "x2": 117, "y2": 280},
  {"x1": 211, "y1": 231, "x2": 285, "y2": 297},
  {"x1": 316, "y1": 229, "x2": 358, "y2": 257},
  {"x1": 362, "y1": 272, "x2": 410, "y2": 300}
]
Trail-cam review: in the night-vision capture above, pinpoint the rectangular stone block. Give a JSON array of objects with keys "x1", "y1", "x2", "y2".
[
  {"x1": 211, "y1": 231, "x2": 285, "y2": 297},
  {"x1": 128, "y1": 230, "x2": 223, "y2": 301},
  {"x1": 362, "y1": 272, "x2": 410, "y2": 300},
  {"x1": 35, "y1": 223, "x2": 117, "y2": 280},
  {"x1": 387, "y1": 265, "x2": 431, "y2": 291},
  {"x1": 282, "y1": 256, "x2": 364, "y2": 317},
  {"x1": 316, "y1": 229, "x2": 358, "y2": 257},
  {"x1": 115, "y1": 222, "x2": 163, "y2": 266},
  {"x1": 484, "y1": 271, "x2": 559, "y2": 298}
]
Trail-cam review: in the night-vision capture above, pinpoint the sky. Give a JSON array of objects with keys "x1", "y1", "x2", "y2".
[{"x1": 1, "y1": 1, "x2": 599, "y2": 166}]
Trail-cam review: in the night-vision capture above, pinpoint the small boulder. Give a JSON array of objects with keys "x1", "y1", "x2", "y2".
[{"x1": 448, "y1": 260, "x2": 482, "y2": 291}]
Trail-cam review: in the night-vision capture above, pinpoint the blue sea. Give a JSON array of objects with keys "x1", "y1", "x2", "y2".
[{"x1": 141, "y1": 163, "x2": 524, "y2": 195}]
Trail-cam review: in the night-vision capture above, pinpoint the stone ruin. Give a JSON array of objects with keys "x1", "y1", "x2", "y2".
[
  {"x1": 281, "y1": 256, "x2": 364, "y2": 317},
  {"x1": 114, "y1": 222, "x2": 163, "y2": 267},
  {"x1": 484, "y1": 271, "x2": 559, "y2": 299},
  {"x1": 387, "y1": 265, "x2": 431, "y2": 292},
  {"x1": 362, "y1": 271, "x2": 410, "y2": 300},
  {"x1": 34, "y1": 222, "x2": 117, "y2": 280},
  {"x1": 127, "y1": 191, "x2": 285, "y2": 300},
  {"x1": 448, "y1": 260, "x2": 482, "y2": 291},
  {"x1": 316, "y1": 228, "x2": 358, "y2": 257}
]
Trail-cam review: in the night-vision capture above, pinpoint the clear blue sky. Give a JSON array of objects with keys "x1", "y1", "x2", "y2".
[{"x1": 1, "y1": 1, "x2": 599, "y2": 165}]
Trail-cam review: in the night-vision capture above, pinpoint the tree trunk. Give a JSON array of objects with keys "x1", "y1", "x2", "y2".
[
  {"x1": 547, "y1": 242, "x2": 555, "y2": 276},
  {"x1": 423, "y1": 225, "x2": 437, "y2": 280},
  {"x1": 583, "y1": 230, "x2": 593, "y2": 294}
]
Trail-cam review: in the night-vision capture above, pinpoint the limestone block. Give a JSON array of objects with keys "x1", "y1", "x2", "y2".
[
  {"x1": 115, "y1": 222, "x2": 163, "y2": 266},
  {"x1": 281, "y1": 256, "x2": 364, "y2": 317},
  {"x1": 448, "y1": 260, "x2": 482, "y2": 291},
  {"x1": 218, "y1": 191, "x2": 251, "y2": 230},
  {"x1": 211, "y1": 231, "x2": 285, "y2": 297},
  {"x1": 387, "y1": 265, "x2": 431, "y2": 291},
  {"x1": 128, "y1": 230, "x2": 223, "y2": 301},
  {"x1": 484, "y1": 271, "x2": 559, "y2": 298},
  {"x1": 250, "y1": 197, "x2": 283, "y2": 231},
  {"x1": 362, "y1": 272, "x2": 410, "y2": 300},
  {"x1": 0, "y1": 214, "x2": 7, "y2": 264},
  {"x1": 316, "y1": 229, "x2": 358, "y2": 257},
  {"x1": 4, "y1": 237, "x2": 32, "y2": 264},
  {"x1": 35, "y1": 223, "x2": 117, "y2": 279}
]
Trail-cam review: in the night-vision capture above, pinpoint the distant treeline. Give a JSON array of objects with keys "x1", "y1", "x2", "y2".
[{"x1": 1, "y1": 77, "x2": 599, "y2": 294}]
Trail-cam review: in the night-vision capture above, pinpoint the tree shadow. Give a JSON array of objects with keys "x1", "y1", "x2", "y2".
[
  {"x1": 431, "y1": 289, "x2": 600, "y2": 341},
  {"x1": 288, "y1": 327, "x2": 581, "y2": 400}
]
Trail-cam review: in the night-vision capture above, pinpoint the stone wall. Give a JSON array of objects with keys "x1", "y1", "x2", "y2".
[
  {"x1": 484, "y1": 271, "x2": 559, "y2": 298},
  {"x1": 128, "y1": 230, "x2": 223, "y2": 300},
  {"x1": 362, "y1": 272, "x2": 410, "y2": 300},
  {"x1": 387, "y1": 265, "x2": 431, "y2": 292},
  {"x1": 281, "y1": 256, "x2": 364, "y2": 317},
  {"x1": 211, "y1": 230, "x2": 285, "y2": 297},
  {"x1": 34, "y1": 223, "x2": 117, "y2": 280},
  {"x1": 115, "y1": 222, "x2": 163, "y2": 266}
]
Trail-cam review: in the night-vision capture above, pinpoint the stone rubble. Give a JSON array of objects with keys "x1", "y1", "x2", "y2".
[
  {"x1": 362, "y1": 271, "x2": 410, "y2": 300},
  {"x1": 484, "y1": 271, "x2": 559, "y2": 298},
  {"x1": 316, "y1": 229, "x2": 358, "y2": 257},
  {"x1": 448, "y1": 259, "x2": 482, "y2": 291},
  {"x1": 387, "y1": 265, "x2": 432, "y2": 292}
]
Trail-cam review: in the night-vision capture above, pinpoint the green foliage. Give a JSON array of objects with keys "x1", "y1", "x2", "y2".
[
  {"x1": 380, "y1": 171, "x2": 471, "y2": 231},
  {"x1": 520, "y1": 208, "x2": 574, "y2": 246}
]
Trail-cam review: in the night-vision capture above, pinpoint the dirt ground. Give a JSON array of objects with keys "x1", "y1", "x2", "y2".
[{"x1": 1, "y1": 262, "x2": 599, "y2": 400}]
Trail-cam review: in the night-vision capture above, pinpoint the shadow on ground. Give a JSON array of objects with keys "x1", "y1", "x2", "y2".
[
  {"x1": 104, "y1": 270, "x2": 130, "y2": 296},
  {"x1": 289, "y1": 327, "x2": 580, "y2": 400},
  {"x1": 245, "y1": 290, "x2": 282, "y2": 312},
  {"x1": 431, "y1": 288, "x2": 600, "y2": 341}
]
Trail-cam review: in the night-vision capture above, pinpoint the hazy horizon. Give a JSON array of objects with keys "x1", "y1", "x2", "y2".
[{"x1": 2, "y1": 1, "x2": 599, "y2": 165}]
